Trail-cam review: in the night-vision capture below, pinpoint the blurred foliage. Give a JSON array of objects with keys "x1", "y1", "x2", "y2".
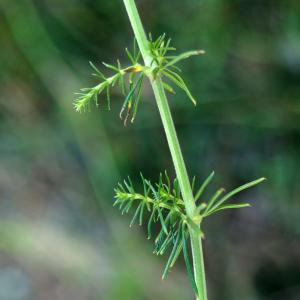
[{"x1": 0, "y1": 0, "x2": 299, "y2": 299}]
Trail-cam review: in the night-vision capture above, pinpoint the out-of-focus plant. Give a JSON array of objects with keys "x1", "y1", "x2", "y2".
[{"x1": 74, "y1": 1, "x2": 265, "y2": 299}]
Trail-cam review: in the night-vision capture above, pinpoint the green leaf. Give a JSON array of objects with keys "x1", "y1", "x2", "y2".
[
  {"x1": 182, "y1": 224, "x2": 198, "y2": 295},
  {"x1": 117, "y1": 60, "x2": 127, "y2": 96},
  {"x1": 194, "y1": 171, "x2": 215, "y2": 202},
  {"x1": 164, "y1": 170, "x2": 171, "y2": 193},
  {"x1": 102, "y1": 62, "x2": 119, "y2": 72},
  {"x1": 131, "y1": 74, "x2": 145, "y2": 122},
  {"x1": 158, "y1": 208, "x2": 168, "y2": 235},
  {"x1": 120, "y1": 73, "x2": 144, "y2": 122},
  {"x1": 169, "y1": 240, "x2": 183, "y2": 268},
  {"x1": 161, "y1": 38, "x2": 172, "y2": 56},
  {"x1": 89, "y1": 61, "x2": 106, "y2": 80},
  {"x1": 203, "y1": 188, "x2": 225, "y2": 216},
  {"x1": 129, "y1": 202, "x2": 143, "y2": 227},
  {"x1": 156, "y1": 231, "x2": 173, "y2": 255},
  {"x1": 122, "y1": 199, "x2": 134, "y2": 215},
  {"x1": 140, "y1": 173, "x2": 149, "y2": 197},
  {"x1": 106, "y1": 85, "x2": 111, "y2": 110},
  {"x1": 139, "y1": 202, "x2": 146, "y2": 225},
  {"x1": 208, "y1": 177, "x2": 266, "y2": 214},
  {"x1": 205, "y1": 203, "x2": 251, "y2": 217},
  {"x1": 191, "y1": 176, "x2": 196, "y2": 193},
  {"x1": 173, "y1": 178, "x2": 180, "y2": 199},
  {"x1": 162, "y1": 69, "x2": 197, "y2": 105},
  {"x1": 147, "y1": 208, "x2": 156, "y2": 239},
  {"x1": 154, "y1": 227, "x2": 167, "y2": 253},
  {"x1": 125, "y1": 47, "x2": 135, "y2": 64},
  {"x1": 162, "y1": 227, "x2": 181, "y2": 279},
  {"x1": 164, "y1": 50, "x2": 205, "y2": 69},
  {"x1": 162, "y1": 81, "x2": 176, "y2": 94},
  {"x1": 123, "y1": 177, "x2": 134, "y2": 194}
]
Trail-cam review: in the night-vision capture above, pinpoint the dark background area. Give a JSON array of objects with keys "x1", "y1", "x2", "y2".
[{"x1": 0, "y1": 0, "x2": 299, "y2": 299}]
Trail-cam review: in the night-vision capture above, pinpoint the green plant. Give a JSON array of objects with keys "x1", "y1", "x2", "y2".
[{"x1": 74, "y1": 1, "x2": 265, "y2": 299}]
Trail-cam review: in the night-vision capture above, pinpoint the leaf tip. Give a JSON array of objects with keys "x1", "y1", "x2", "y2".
[{"x1": 197, "y1": 49, "x2": 206, "y2": 55}]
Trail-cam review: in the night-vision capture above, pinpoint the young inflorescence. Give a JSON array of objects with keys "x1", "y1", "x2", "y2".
[{"x1": 74, "y1": 35, "x2": 204, "y2": 125}]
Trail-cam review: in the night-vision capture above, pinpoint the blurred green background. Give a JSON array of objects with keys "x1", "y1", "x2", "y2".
[{"x1": 0, "y1": 0, "x2": 299, "y2": 299}]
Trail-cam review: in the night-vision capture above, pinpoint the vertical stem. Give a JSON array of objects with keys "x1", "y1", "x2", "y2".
[{"x1": 122, "y1": 1, "x2": 208, "y2": 299}]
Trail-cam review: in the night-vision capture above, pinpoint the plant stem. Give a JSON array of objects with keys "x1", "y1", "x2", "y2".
[{"x1": 122, "y1": 1, "x2": 208, "y2": 299}]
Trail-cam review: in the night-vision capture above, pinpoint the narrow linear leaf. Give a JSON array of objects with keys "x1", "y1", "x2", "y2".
[
  {"x1": 162, "y1": 38, "x2": 172, "y2": 56},
  {"x1": 131, "y1": 74, "x2": 145, "y2": 122},
  {"x1": 182, "y1": 225, "x2": 198, "y2": 296},
  {"x1": 129, "y1": 202, "x2": 143, "y2": 227},
  {"x1": 139, "y1": 202, "x2": 146, "y2": 225},
  {"x1": 164, "y1": 171, "x2": 171, "y2": 193},
  {"x1": 158, "y1": 208, "x2": 168, "y2": 235},
  {"x1": 117, "y1": 60, "x2": 127, "y2": 96},
  {"x1": 113, "y1": 198, "x2": 120, "y2": 207},
  {"x1": 117, "y1": 183, "x2": 125, "y2": 193},
  {"x1": 147, "y1": 179, "x2": 159, "y2": 201},
  {"x1": 163, "y1": 69, "x2": 197, "y2": 105},
  {"x1": 120, "y1": 73, "x2": 143, "y2": 121},
  {"x1": 154, "y1": 228, "x2": 167, "y2": 253},
  {"x1": 158, "y1": 236, "x2": 173, "y2": 255},
  {"x1": 147, "y1": 208, "x2": 156, "y2": 239},
  {"x1": 123, "y1": 178, "x2": 134, "y2": 194},
  {"x1": 164, "y1": 50, "x2": 205, "y2": 69},
  {"x1": 162, "y1": 228, "x2": 181, "y2": 279},
  {"x1": 173, "y1": 178, "x2": 180, "y2": 199},
  {"x1": 89, "y1": 61, "x2": 106, "y2": 80},
  {"x1": 209, "y1": 177, "x2": 266, "y2": 213},
  {"x1": 118, "y1": 198, "x2": 128, "y2": 211},
  {"x1": 125, "y1": 47, "x2": 135, "y2": 64},
  {"x1": 135, "y1": 51, "x2": 141, "y2": 64},
  {"x1": 127, "y1": 176, "x2": 135, "y2": 192},
  {"x1": 155, "y1": 230, "x2": 173, "y2": 255},
  {"x1": 162, "y1": 81, "x2": 176, "y2": 94},
  {"x1": 195, "y1": 171, "x2": 215, "y2": 202},
  {"x1": 133, "y1": 38, "x2": 137, "y2": 58},
  {"x1": 102, "y1": 62, "x2": 119, "y2": 72},
  {"x1": 106, "y1": 85, "x2": 111, "y2": 110},
  {"x1": 191, "y1": 176, "x2": 196, "y2": 193},
  {"x1": 140, "y1": 172, "x2": 148, "y2": 197},
  {"x1": 203, "y1": 188, "x2": 225, "y2": 216},
  {"x1": 122, "y1": 199, "x2": 134, "y2": 215},
  {"x1": 205, "y1": 203, "x2": 251, "y2": 217},
  {"x1": 170, "y1": 240, "x2": 183, "y2": 268}
]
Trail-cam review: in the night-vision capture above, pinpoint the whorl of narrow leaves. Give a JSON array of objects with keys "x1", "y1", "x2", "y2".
[
  {"x1": 148, "y1": 33, "x2": 205, "y2": 105},
  {"x1": 74, "y1": 35, "x2": 205, "y2": 123},
  {"x1": 114, "y1": 171, "x2": 265, "y2": 289},
  {"x1": 114, "y1": 172, "x2": 196, "y2": 288}
]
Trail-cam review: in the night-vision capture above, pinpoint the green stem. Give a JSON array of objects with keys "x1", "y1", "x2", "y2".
[{"x1": 122, "y1": 1, "x2": 208, "y2": 299}]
